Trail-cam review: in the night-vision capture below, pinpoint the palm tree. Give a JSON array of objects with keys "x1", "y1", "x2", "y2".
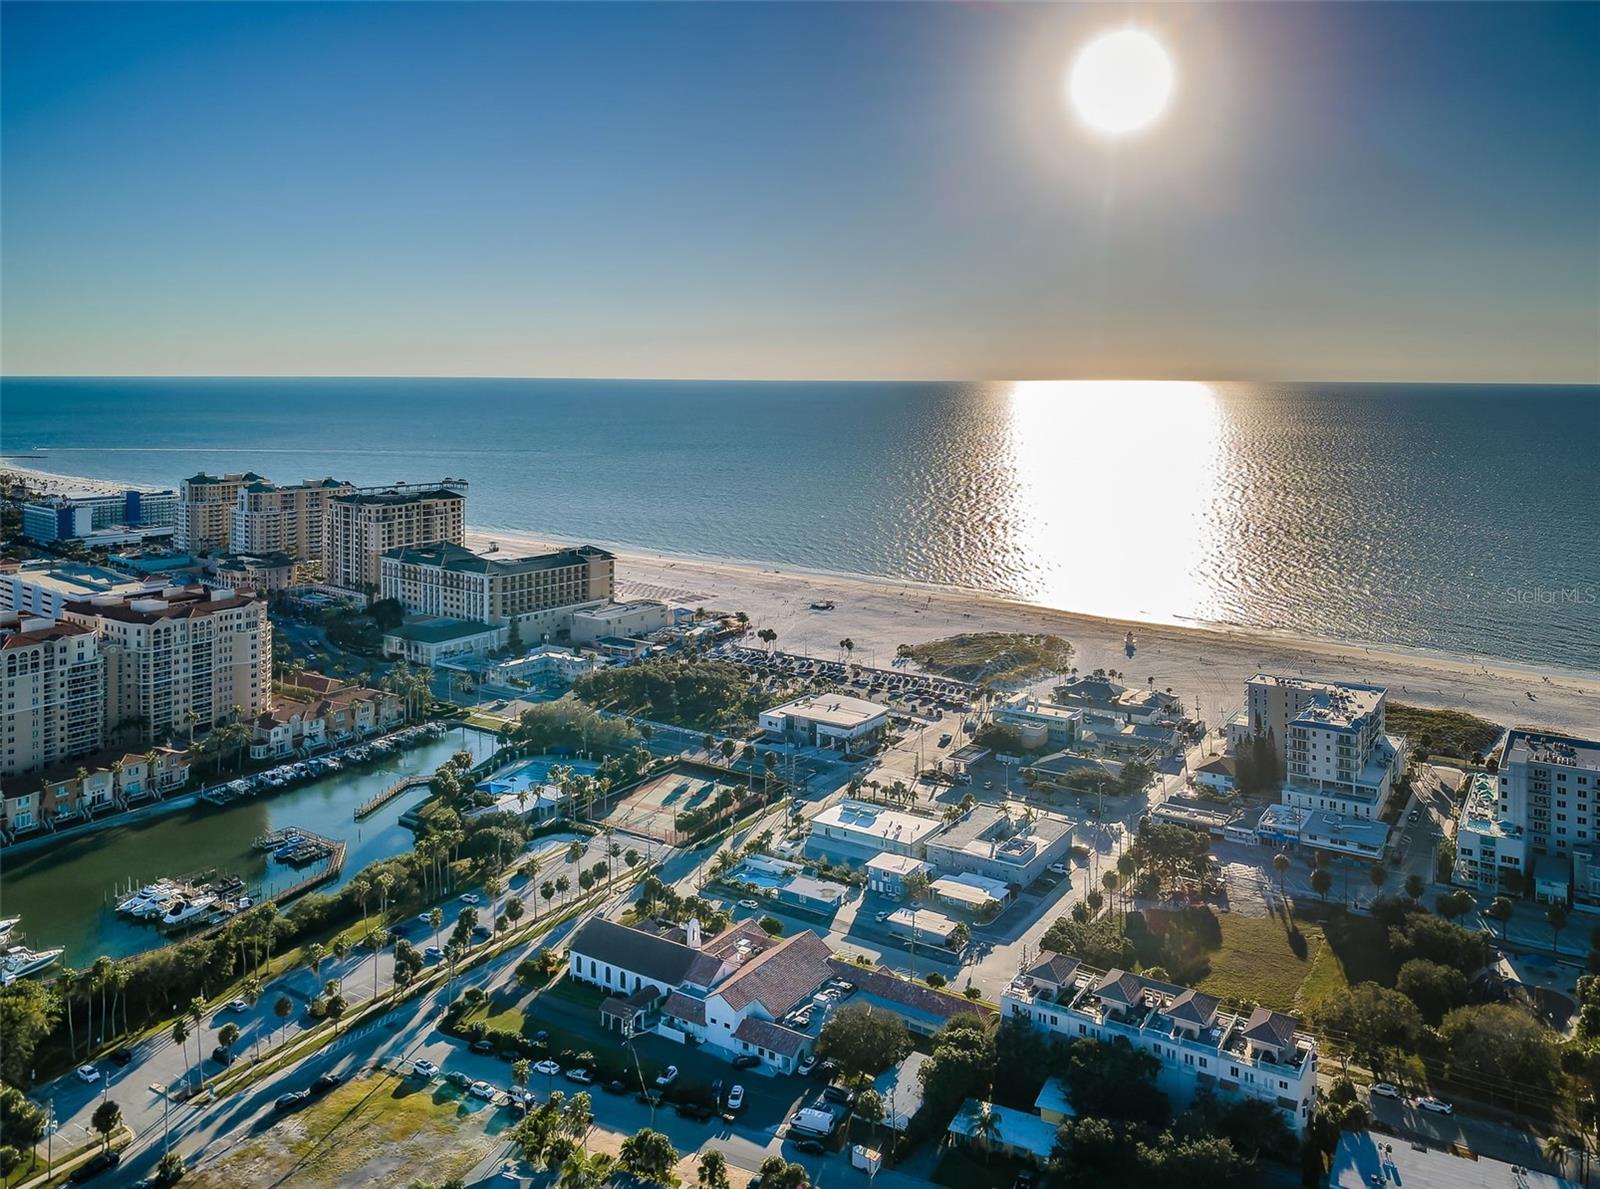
[
  {"x1": 274, "y1": 994, "x2": 293, "y2": 1045},
  {"x1": 559, "y1": 1150, "x2": 615, "y2": 1189},
  {"x1": 90, "y1": 956, "x2": 113, "y2": 1047},
  {"x1": 429, "y1": 907, "x2": 443, "y2": 949},
  {"x1": 1544, "y1": 1135, "x2": 1568, "y2": 1177},
  {"x1": 171, "y1": 1016, "x2": 194, "y2": 1093},
  {"x1": 972, "y1": 1102, "x2": 1002, "y2": 1165},
  {"x1": 1487, "y1": 895, "x2": 1515, "y2": 940},
  {"x1": 109, "y1": 759, "x2": 126, "y2": 805},
  {"x1": 144, "y1": 749, "x2": 164, "y2": 796},
  {"x1": 1272, "y1": 852, "x2": 1291, "y2": 901},
  {"x1": 485, "y1": 875, "x2": 504, "y2": 931},
  {"x1": 58, "y1": 966, "x2": 78, "y2": 1058},
  {"x1": 1548, "y1": 904, "x2": 1570, "y2": 956}
]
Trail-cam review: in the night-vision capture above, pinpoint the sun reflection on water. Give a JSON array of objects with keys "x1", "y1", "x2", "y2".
[{"x1": 1003, "y1": 380, "x2": 1224, "y2": 624}]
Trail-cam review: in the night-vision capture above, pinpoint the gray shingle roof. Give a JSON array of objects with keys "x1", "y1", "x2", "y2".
[
  {"x1": 1024, "y1": 952, "x2": 1081, "y2": 988},
  {"x1": 569, "y1": 918, "x2": 700, "y2": 987},
  {"x1": 1167, "y1": 988, "x2": 1220, "y2": 1027},
  {"x1": 733, "y1": 1017, "x2": 809, "y2": 1057},
  {"x1": 1242, "y1": 1005, "x2": 1300, "y2": 1049}
]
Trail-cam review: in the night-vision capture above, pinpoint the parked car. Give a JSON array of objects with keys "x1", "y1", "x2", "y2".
[
  {"x1": 874, "y1": 911, "x2": 889, "y2": 922},
  {"x1": 211, "y1": 1045, "x2": 234, "y2": 1066},
  {"x1": 424, "y1": 945, "x2": 444, "y2": 962},
  {"x1": 447, "y1": 1071, "x2": 474, "y2": 1090},
  {"x1": 533, "y1": 1060, "x2": 561, "y2": 1076},
  {"x1": 460, "y1": 893, "x2": 481, "y2": 905},
  {"x1": 417, "y1": 912, "x2": 432, "y2": 925},
  {"x1": 470, "y1": 1080, "x2": 497, "y2": 1101},
  {"x1": 674, "y1": 1101, "x2": 714, "y2": 1122},
  {"x1": 738, "y1": 899, "x2": 761, "y2": 910},
  {"x1": 1417, "y1": 1096, "x2": 1454, "y2": 1115},
  {"x1": 109, "y1": 1048, "x2": 134, "y2": 1067},
  {"x1": 823, "y1": 1084, "x2": 856, "y2": 1106},
  {"x1": 1047, "y1": 862, "x2": 1069, "y2": 876},
  {"x1": 727, "y1": 1084, "x2": 745, "y2": 1110},
  {"x1": 733, "y1": 1054, "x2": 761, "y2": 1070},
  {"x1": 796, "y1": 1054, "x2": 817, "y2": 1075},
  {"x1": 1370, "y1": 1083, "x2": 1401, "y2": 1099},
  {"x1": 412, "y1": 1059, "x2": 440, "y2": 1079},
  {"x1": 312, "y1": 1072, "x2": 344, "y2": 1094},
  {"x1": 224, "y1": 998, "x2": 249, "y2": 1014},
  {"x1": 790, "y1": 1137, "x2": 826, "y2": 1155},
  {"x1": 566, "y1": 1068, "x2": 594, "y2": 1085},
  {"x1": 655, "y1": 1065, "x2": 679, "y2": 1087},
  {"x1": 470, "y1": 1039, "x2": 496, "y2": 1054},
  {"x1": 76, "y1": 1065, "x2": 100, "y2": 1084},
  {"x1": 938, "y1": 733, "x2": 953, "y2": 747},
  {"x1": 274, "y1": 1090, "x2": 312, "y2": 1112},
  {"x1": 603, "y1": 1080, "x2": 628, "y2": 1095},
  {"x1": 499, "y1": 1050, "x2": 522, "y2": 1062},
  {"x1": 532, "y1": 1030, "x2": 549, "y2": 1045},
  {"x1": 69, "y1": 1151, "x2": 122, "y2": 1183},
  {"x1": 472, "y1": 924, "x2": 493, "y2": 940}
]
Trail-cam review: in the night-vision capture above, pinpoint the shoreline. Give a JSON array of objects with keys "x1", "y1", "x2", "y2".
[{"x1": 5, "y1": 463, "x2": 1596, "y2": 732}]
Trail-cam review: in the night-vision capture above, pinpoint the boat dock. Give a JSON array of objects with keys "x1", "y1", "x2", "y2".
[{"x1": 354, "y1": 773, "x2": 431, "y2": 821}]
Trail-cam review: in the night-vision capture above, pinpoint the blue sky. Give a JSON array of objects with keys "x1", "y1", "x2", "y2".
[{"x1": 2, "y1": 2, "x2": 1596, "y2": 381}]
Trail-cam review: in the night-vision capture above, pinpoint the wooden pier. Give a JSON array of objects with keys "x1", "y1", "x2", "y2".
[{"x1": 354, "y1": 774, "x2": 431, "y2": 821}]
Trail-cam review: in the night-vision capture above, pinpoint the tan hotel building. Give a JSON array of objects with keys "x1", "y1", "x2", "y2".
[
  {"x1": 178, "y1": 471, "x2": 264, "y2": 553},
  {"x1": 325, "y1": 483, "x2": 467, "y2": 591},
  {"x1": 231, "y1": 477, "x2": 355, "y2": 561},
  {"x1": 380, "y1": 542, "x2": 614, "y2": 628}
]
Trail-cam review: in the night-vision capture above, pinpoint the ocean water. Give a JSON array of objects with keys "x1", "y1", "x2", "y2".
[{"x1": 2, "y1": 377, "x2": 1596, "y2": 669}]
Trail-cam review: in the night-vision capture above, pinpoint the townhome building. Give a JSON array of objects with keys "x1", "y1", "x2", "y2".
[
  {"x1": 1001, "y1": 951, "x2": 1318, "y2": 1135},
  {"x1": 1, "y1": 747, "x2": 189, "y2": 842}
]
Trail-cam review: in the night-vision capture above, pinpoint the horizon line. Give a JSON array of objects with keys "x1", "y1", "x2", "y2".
[{"x1": 3, "y1": 373, "x2": 1598, "y2": 388}]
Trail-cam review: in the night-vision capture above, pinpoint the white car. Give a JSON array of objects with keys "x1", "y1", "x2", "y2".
[
  {"x1": 417, "y1": 912, "x2": 433, "y2": 925},
  {"x1": 470, "y1": 1080, "x2": 496, "y2": 1101},
  {"x1": 1416, "y1": 1096, "x2": 1454, "y2": 1115},
  {"x1": 1370, "y1": 1083, "x2": 1401, "y2": 1099},
  {"x1": 76, "y1": 1065, "x2": 100, "y2": 1084},
  {"x1": 225, "y1": 998, "x2": 249, "y2": 1014},
  {"x1": 565, "y1": 1068, "x2": 594, "y2": 1085},
  {"x1": 727, "y1": 1084, "x2": 744, "y2": 1111},
  {"x1": 533, "y1": 1060, "x2": 561, "y2": 1076},
  {"x1": 874, "y1": 911, "x2": 889, "y2": 922},
  {"x1": 460, "y1": 893, "x2": 481, "y2": 906},
  {"x1": 797, "y1": 1054, "x2": 817, "y2": 1075},
  {"x1": 738, "y1": 899, "x2": 761, "y2": 910},
  {"x1": 654, "y1": 1065, "x2": 679, "y2": 1087},
  {"x1": 412, "y1": 1059, "x2": 440, "y2": 1079},
  {"x1": 1047, "y1": 862, "x2": 1069, "y2": 876}
]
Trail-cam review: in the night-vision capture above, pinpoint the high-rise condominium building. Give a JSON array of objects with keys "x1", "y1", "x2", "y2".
[
  {"x1": 1243, "y1": 674, "x2": 1402, "y2": 820},
  {"x1": 1, "y1": 614, "x2": 105, "y2": 778},
  {"x1": 379, "y1": 542, "x2": 614, "y2": 626},
  {"x1": 178, "y1": 472, "x2": 264, "y2": 553},
  {"x1": 1492, "y1": 730, "x2": 1599, "y2": 906},
  {"x1": 62, "y1": 586, "x2": 271, "y2": 742},
  {"x1": 325, "y1": 483, "x2": 467, "y2": 592},
  {"x1": 230, "y1": 477, "x2": 355, "y2": 561}
]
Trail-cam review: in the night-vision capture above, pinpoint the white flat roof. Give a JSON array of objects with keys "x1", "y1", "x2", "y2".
[
  {"x1": 930, "y1": 879, "x2": 1000, "y2": 908},
  {"x1": 810, "y1": 800, "x2": 943, "y2": 845},
  {"x1": 936, "y1": 871, "x2": 1011, "y2": 898},
  {"x1": 948, "y1": 1100, "x2": 1058, "y2": 1161},
  {"x1": 766, "y1": 693, "x2": 888, "y2": 729},
  {"x1": 886, "y1": 906, "x2": 959, "y2": 936},
  {"x1": 865, "y1": 853, "x2": 932, "y2": 875}
]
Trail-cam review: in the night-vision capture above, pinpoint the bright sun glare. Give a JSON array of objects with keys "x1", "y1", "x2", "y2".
[{"x1": 1068, "y1": 28, "x2": 1174, "y2": 137}]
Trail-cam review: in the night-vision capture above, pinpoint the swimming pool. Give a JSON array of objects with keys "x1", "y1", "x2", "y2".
[{"x1": 476, "y1": 754, "x2": 600, "y2": 795}]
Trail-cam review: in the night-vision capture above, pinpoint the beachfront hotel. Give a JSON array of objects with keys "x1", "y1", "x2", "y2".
[
  {"x1": 1001, "y1": 953, "x2": 1319, "y2": 1136},
  {"x1": 325, "y1": 482, "x2": 467, "y2": 591},
  {"x1": 178, "y1": 471, "x2": 263, "y2": 552},
  {"x1": 378, "y1": 541, "x2": 614, "y2": 632},
  {"x1": 1, "y1": 613, "x2": 105, "y2": 779},
  {"x1": 1456, "y1": 729, "x2": 1600, "y2": 909},
  {"x1": 1241, "y1": 674, "x2": 1403, "y2": 821},
  {"x1": 22, "y1": 487, "x2": 178, "y2": 544},
  {"x1": 61, "y1": 586, "x2": 271, "y2": 743},
  {"x1": 230, "y1": 476, "x2": 355, "y2": 562}
]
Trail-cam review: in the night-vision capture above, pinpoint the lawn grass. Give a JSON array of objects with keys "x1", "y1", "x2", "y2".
[
  {"x1": 185, "y1": 1069, "x2": 505, "y2": 1188},
  {"x1": 907, "y1": 632, "x2": 1074, "y2": 686},
  {"x1": 1187, "y1": 911, "x2": 1326, "y2": 1014},
  {"x1": 1387, "y1": 703, "x2": 1504, "y2": 761}
]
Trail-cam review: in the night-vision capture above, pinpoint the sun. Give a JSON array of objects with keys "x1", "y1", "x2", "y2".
[{"x1": 1068, "y1": 28, "x2": 1175, "y2": 137}]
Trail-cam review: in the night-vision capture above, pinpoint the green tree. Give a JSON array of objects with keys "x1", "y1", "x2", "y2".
[
  {"x1": 0, "y1": 980, "x2": 60, "y2": 1084},
  {"x1": 558, "y1": 1149, "x2": 616, "y2": 1189},
  {"x1": 816, "y1": 1002, "x2": 912, "y2": 1080},
  {"x1": 1404, "y1": 873, "x2": 1426, "y2": 901},
  {"x1": 617, "y1": 1127, "x2": 680, "y2": 1185},
  {"x1": 1438, "y1": 1004, "x2": 1562, "y2": 1097},
  {"x1": 91, "y1": 1099, "x2": 122, "y2": 1151},
  {"x1": 1314, "y1": 983, "x2": 1424, "y2": 1075},
  {"x1": 1395, "y1": 959, "x2": 1470, "y2": 1024},
  {"x1": 1486, "y1": 896, "x2": 1515, "y2": 940},
  {"x1": 696, "y1": 1149, "x2": 731, "y2": 1189},
  {"x1": 273, "y1": 994, "x2": 294, "y2": 1044},
  {"x1": 1549, "y1": 904, "x2": 1570, "y2": 956},
  {"x1": 753, "y1": 1157, "x2": 809, "y2": 1189},
  {"x1": 1310, "y1": 868, "x2": 1333, "y2": 902}
]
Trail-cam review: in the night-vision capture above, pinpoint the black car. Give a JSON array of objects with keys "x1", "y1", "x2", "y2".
[
  {"x1": 674, "y1": 1101, "x2": 715, "y2": 1122},
  {"x1": 1013, "y1": 1171, "x2": 1038, "y2": 1189},
  {"x1": 311, "y1": 1072, "x2": 343, "y2": 1094},
  {"x1": 472, "y1": 924, "x2": 493, "y2": 940},
  {"x1": 499, "y1": 1050, "x2": 522, "y2": 1062},
  {"x1": 732, "y1": 1054, "x2": 761, "y2": 1070},
  {"x1": 274, "y1": 1090, "x2": 312, "y2": 1112},
  {"x1": 469, "y1": 1039, "x2": 495, "y2": 1054},
  {"x1": 602, "y1": 1080, "x2": 628, "y2": 1095},
  {"x1": 69, "y1": 1151, "x2": 122, "y2": 1183},
  {"x1": 109, "y1": 1047, "x2": 135, "y2": 1067},
  {"x1": 211, "y1": 1045, "x2": 234, "y2": 1066},
  {"x1": 790, "y1": 1137, "x2": 826, "y2": 1155},
  {"x1": 815, "y1": 1059, "x2": 838, "y2": 1079},
  {"x1": 822, "y1": 1084, "x2": 856, "y2": 1106}
]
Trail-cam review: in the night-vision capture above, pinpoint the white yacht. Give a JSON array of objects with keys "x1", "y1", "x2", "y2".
[
  {"x1": 0, "y1": 945, "x2": 64, "y2": 985},
  {"x1": 161, "y1": 896, "x2": 217, "y2": 927},
  {"x1": 0, "y1": 916, "x2": 19, "y2": 941}
]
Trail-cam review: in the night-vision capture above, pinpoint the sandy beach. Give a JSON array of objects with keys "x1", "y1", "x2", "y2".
[
  {"x1": 470, "y1": 525, "x2": 1600, "y2": 735},
  {"x1": 4, "y1": 464, "x2": 1595, "y2": 733}
]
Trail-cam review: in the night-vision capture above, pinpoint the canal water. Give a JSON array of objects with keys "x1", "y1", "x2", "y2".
[{"x1": 0, "y1": 725, "x2": 500, "y2": 968}]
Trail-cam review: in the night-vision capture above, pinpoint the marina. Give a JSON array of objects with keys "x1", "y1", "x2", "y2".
[{"x1": 0, "y1": 724, "x2": 498, "y2": 968}]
